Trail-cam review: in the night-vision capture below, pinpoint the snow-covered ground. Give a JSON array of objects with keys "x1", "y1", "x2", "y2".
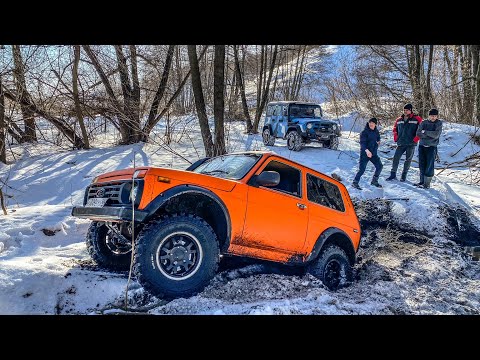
[{"x1": 1, "y1": 112, "x2": 479, "y2": 315}]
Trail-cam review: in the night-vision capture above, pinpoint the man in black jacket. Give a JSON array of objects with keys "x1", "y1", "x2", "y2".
[
  {"x1": 352, "y1": 118, "x2": 383, "y2": 190},
  {"x1": 386, "y1": 103, "x2": 423, "y2": 182},
  {"x1": 415, "y1": 108, "x2": 443, "y2": 188}
]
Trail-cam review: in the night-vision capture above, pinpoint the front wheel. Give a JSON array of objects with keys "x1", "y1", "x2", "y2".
[
  {"x1": 286, "y1": 131, "x2": 303, "y2": 151},
  {"x1": 133, "y1": 214, "x2": 220, "y2": 299},
  {"x1": 308, "y1": 244, "x2": 353, "y2": 290},
  {"x1": 86, "y1": 222, "x2": 132, "y2": 271},
  {"x1": 262, "y1": 128, "x2": 276, "y2": 146}
]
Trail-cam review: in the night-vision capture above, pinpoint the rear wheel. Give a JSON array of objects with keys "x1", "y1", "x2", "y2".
[
  {"x1": 308, "y1": 244, "x2": 353, "y2": 290},
  {"x1": 286, "y1": 131, "x2": 303, "y2": 151},
  {"x1": 86, "y1": 222, "x2": 132, "y2": 271},
  {"x1": 133, "y1": 214, "x2": 220, "y2": 299},
  {"x1": 262, "y1": 128, "x2": 276, "y2": 146}
]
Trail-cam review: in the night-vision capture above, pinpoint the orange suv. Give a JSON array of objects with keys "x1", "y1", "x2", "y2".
[{"x1": 72, "y1": 151, "x2": 361, "y2": 298}]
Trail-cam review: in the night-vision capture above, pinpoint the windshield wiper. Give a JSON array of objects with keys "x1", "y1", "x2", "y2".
[{"x1": 201, "y1": 169, "x2": 228, "y2": 175}]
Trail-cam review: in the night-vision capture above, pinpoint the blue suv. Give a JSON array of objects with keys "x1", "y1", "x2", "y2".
[{"x1": 262, "y1": 101, "x2": 341, "y2": 151}]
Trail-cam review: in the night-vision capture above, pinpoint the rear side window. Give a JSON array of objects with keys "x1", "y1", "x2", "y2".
[{"x1": 307, "y1": 174, "x2": 345, "y2": 212}]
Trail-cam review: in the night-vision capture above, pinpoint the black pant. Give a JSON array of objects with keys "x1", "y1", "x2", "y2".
[
  {"x1": 390, "y1": 144, "x2": 416, "y2": 175},
  {"x1": 354, "y1": 153, "x2": 383, "y2": 182},
  {"x1": 418, "y1": 145, "x2": 436, "y2": 177}
]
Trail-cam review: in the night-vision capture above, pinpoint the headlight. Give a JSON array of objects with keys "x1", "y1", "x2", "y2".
[
  {"x1": 130, "y1": 183, "x2": 138, "y2": 202},
  {"x1": 333, "y1": 124, "x2": 337, "y2": 130},
  {"x1": 307, "y1": 123, "x2": 313, "y2": 129}
]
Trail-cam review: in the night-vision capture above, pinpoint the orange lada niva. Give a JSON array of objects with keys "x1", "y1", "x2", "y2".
[{"x1": 72, "y1": 151, "x2": 361, "y2": 299}]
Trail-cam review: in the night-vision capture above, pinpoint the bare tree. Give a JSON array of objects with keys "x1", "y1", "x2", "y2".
[
  {"x1": 142, "y1": 45, "x2": 175, "y2": 141},
  {"x1": 233, "y1": 45, "x2": 253, "y2": 133},
  {"x1": 188, "y1": 45, "x2": 214, "y2": 157},
  {"x1": 12, "y1": 45, "x2": 36, "y2": 143},
  {"x1": 72, "y1": 45, "x2": 90, "y2": 149},
  {"x1": 0, "y1": 73, "x2": 6, "y2": 163},
  {"x1": 213, "y1": 45, "x2": 226, "y2": 156},
  {"x1": 252, "y1": 45, "x2": 278, "y2": 133}
]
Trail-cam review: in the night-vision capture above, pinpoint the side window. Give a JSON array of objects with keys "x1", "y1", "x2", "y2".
[
  {"x1": 273, "y1": 105, "x2": 280, "y2": 116},
  {"x1": 261, "y1": 160, "x2": 301, "y2": 197},
  {"x1": 266, "y1": 105, "x2": 273, "y2": 116},
  {"x1": 307, "y1": 174, "x2": 345, "y2": 212}
]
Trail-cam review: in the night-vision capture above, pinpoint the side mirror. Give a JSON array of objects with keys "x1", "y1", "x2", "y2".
[{"x1": 256, "y1": 171, "x2": 280, "y2": 187}]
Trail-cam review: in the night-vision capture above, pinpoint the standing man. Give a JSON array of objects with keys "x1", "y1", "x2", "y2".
[
  {"x1": 352, "y1": 118, "x2": 383, "y2": 190},
  {"x1": 415, "y1": 108, "x2": 443, "y2": 189},
  {"x1": 386, "y1": 103, "x2": 423, "y2": 182}
]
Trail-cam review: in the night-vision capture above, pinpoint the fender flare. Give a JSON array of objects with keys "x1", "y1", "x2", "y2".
[
  {"x1": 304, "y1": 227, "x2": 356, "y2": 264},
  {"x1": 142, "y1": 185, "x2": 231, "y2": 248}
]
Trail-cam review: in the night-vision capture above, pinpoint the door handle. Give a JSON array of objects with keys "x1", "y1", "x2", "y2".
[{"x1": 296, "y1": 203, "x2": 307, "y2": 210}]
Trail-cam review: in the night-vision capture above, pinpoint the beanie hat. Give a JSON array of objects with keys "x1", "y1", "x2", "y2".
[
  {"x1": 428, "y1": 108, "x2": 439, "y2": 116},
  {"x1": 368, "y1": 117, "x2": 378, "y2": 124},
  {"x1": 403, "y1": 103, "x2": 413, "y2": 110}
]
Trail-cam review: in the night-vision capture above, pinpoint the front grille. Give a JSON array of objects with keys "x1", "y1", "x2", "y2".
[
  {"x1": 313, "y1": 123, "x2": 332, "y2": 133},
  {"x1": 87, "y1": 182, "x2": 125, "y2": 205}
]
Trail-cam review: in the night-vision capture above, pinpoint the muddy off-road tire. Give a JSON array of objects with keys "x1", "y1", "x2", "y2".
[
  {"x1": 262, "y1": 128, "x2": 276, "y2": 146},
  {"x1": 308, "y1": 244, "x2": 353, "y2": 290},
  {"x1": 133, "y1": 214, "x2": 220, "y2": 299},
  {"x1": 86, "y1": 222, "x2": 132, "y2": 271},
  {"x1": 287, "y1": 131, "x2": 303, "y2": 151}
]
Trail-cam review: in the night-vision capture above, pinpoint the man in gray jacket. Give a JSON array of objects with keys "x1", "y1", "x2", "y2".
[{"x1": 415, "y1": 108, "x2": 443, "y2": 189}]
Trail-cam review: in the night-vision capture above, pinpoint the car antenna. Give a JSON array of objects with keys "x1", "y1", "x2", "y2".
[{"x1": 125, "y1": 148, "x2": 137, "y2": 310}]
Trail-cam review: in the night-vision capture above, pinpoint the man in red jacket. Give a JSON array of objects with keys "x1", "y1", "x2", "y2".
[{"x1": 386, "y1": 103, "x2": 423, "y2": 182}]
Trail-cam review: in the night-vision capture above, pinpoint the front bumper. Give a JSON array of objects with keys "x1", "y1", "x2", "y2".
[{"x1": 71, "y1": 206, "x2": 148, "y2": 223}]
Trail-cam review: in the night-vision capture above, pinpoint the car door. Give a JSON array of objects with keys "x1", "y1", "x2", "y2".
[
  {"x1": 242, "y1": 158, "x2": 308, "y2": 254},
  {"x1": 276, "y1": 105, "x2": 288, "y2": 138}
]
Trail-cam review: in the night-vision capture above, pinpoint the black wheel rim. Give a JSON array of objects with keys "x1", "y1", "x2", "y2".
[
  {"x1": 156, "y1": 232, "x2": 202, "y2": 280},
  {"x1": 324, "y1": 259, "x2": 342, "y2": 289},
  {"x1": 105, "y1": 231, "x2": 131, "y2": 255}
]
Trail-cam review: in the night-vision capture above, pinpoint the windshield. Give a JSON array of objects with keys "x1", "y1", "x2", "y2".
[
  {"x1": 289, "y1": 104, "x2": 322, "y2": 118},
  {"x1": 192, "y1": 153, "x2": 262, "y2": 180}
]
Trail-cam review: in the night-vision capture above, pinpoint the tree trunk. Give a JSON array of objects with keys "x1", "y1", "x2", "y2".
[
  {"x1": 72, "y1": 45, "x2": 90, "y2": 149},
  {"x1": 114, "y1": 45, "x2": 141, "y2": 144},
  {"x1": 233, "y1": 45, "x2": 253, "y2": 133},
  {"x1": 425, "y1": 45, "x2": 434, "y2": 109},
  {"x1": 253, "y1": 45, "x2": 278, "y2": 132},
  {"x1": 0, "y1": 74, "x2": 6, "y2": 163},
  {"x1": 471, "y1": 45, "x2": 480, "y2": 124},
  {"x1": 0, "y1": 188, "x2": 7, "y2": 215},
  {"x1": 213, "y1": 45, "x2": 226, "y2": 156},
  {"x1": 142, "y1": 45, "x2": 175, "y2": 141},
  {"x1": 187, "y1": 45, "x2": 214, "y2": 157},
  {"x1": 12, "y1": 45, "x2": 36, "y2": 142},
  {"x1": 459, "y1": 45, "x2": 474, "y2": 123}
]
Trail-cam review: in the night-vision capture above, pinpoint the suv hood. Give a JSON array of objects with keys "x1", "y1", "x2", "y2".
[{"x1": 95, "y1": 167, "x2": 237, "y2": 192}]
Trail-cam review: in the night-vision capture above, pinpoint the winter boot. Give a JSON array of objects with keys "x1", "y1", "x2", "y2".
[
  {"x1": 400, "y1": 172, "x2": 407, "y2": 182},
  {"x1": 386, "y1": 172, "x2": 397, "y2": 181},
  {"x1": 371, "y1": 176, "x2": 383, "y2": 188},
  {"x1": 415, "y1": 173, "x2": 425, "y2": 187},
  {"x1": 423, "y1": 176, "x2": 433, "y2": 189},
  {"x1": 352, "y1": 181, "x2": 362, "y2": 190}
]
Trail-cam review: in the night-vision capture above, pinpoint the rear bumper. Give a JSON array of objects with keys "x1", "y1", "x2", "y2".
[{"x1": 71, "y1": 206, "x2": 148, "y2": 223}]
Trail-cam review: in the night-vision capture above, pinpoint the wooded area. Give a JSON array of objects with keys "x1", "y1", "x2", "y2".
[{"x1": 0, "y1": 45, "x2": 479, "y2": 164}]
